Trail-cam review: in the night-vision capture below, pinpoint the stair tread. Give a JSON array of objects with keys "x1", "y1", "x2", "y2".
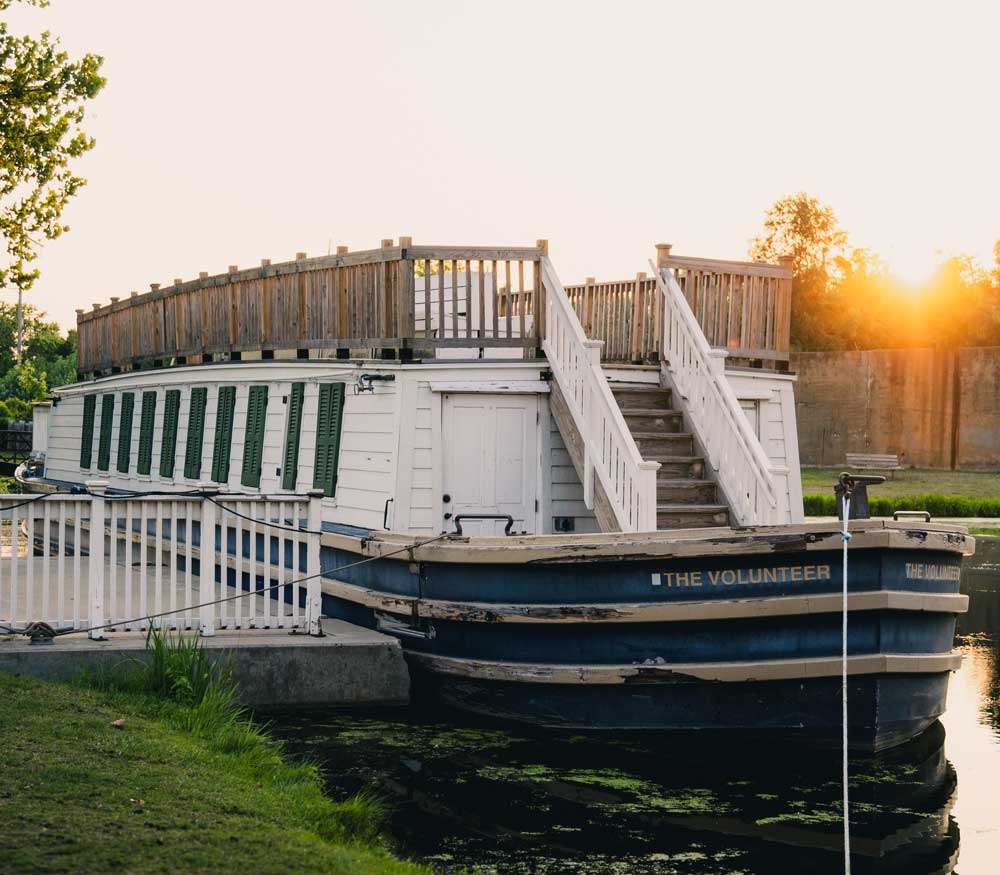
[
  {"x1": 643, "y1": 453, "x2": 704, "y2": 461},
  {"x1": 656, "y1": 478, "x2": 716, "y2": 486},
  {"x1": 609, "y1": 382, "x2": 668, "y2": 389},
  {"x1": 620, "y1": 408, "x2": 681, "y2": 415},
  {"x1": 631, "y1": 431, "x2": 693, "y2": 439},
  {"x1": 657, "y1": 503, "x2": 729, "y2": 512}
]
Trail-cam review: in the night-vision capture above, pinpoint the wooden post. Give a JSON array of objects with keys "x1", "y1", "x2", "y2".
[
  {"x1": 583, "y1": 276, "x2": 595, "y2": 337},
  {"x1": 630, "y1": 272, "x2": 646, "y2": 362},
  {"x1": 655, "y1": 243, "x2": 673, "y2": 270},
  {"x1": 306, "y1": 489, "x2": 324, "y2": 636},
  {"x1": 198, "y1": 484, "x2": 218, "y2": 636},
  {"x1": 86, "y1": 480, "x2": 108, "y2": 640},
  {"x1": 535, "y1": 239, "x2": 548, "y2": 345},
  {"x1": 777, "y1": 254, "x2": 794, "y2": 358},
  {"x1": 397, "y1": 236, "x2": 414, "y2": 355}
]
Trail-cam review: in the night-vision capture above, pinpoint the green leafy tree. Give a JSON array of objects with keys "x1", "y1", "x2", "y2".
[
  {"x1": 0, "y1": 0, "x2": 105, "y2": 355},
  {"x1": 750, "y1": 192, "x2": 848, "y2": 275},
  {"x1": 749, "y1": 193, "x2": 851, "y2": 350}
]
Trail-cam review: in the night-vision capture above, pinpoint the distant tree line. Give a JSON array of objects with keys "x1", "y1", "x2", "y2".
[
  {"x1": 0, "y1": 303, "x2": 75, "y2": 424},
  {"x1": 750, "y1": 193, "x2": 1000, "y2": 351}
]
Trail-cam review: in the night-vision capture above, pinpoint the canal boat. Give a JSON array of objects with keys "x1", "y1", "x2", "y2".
[{"x1": 20, "y1": 239, "x2": 972, "y2": 750}]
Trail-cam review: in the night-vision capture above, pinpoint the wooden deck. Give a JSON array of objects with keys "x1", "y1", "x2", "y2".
[
  {"x1": 76, "y1": 239, "x2": 793, "y2": 375},
  {"x1": 77, "y1": 241, "x2": 548, "y2": 374},
  {"x1": 564, "y1": 246, "x2": 793, "y2": 368}
]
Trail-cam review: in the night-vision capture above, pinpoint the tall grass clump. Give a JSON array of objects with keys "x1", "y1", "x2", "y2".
[
  {"x1": 81, "y1": 627, "x2": 392, "y2": 846},
  {"x1": 803, "y1": 492, "x2": 1000, "y2": 518}
]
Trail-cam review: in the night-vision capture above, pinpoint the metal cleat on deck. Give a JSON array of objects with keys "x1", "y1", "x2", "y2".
[{"x1": 835, "y1": 472, "x2": 886, "y2": 520}]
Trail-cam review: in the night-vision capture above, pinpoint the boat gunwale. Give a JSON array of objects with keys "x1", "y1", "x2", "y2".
[
  {"x1": 325, "y1": 521, "x2": 974, "y2": 564},
  {"x1": 319, "y1": 580, "x2": 969, "y2": 624},
  {"x1": 406, "y1": 650, "x2": 964, "y2": 685}
]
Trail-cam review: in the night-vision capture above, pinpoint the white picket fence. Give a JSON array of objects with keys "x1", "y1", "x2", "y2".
[{"x1": 0, "y1": 482, "x2": 324, "y2": 639}]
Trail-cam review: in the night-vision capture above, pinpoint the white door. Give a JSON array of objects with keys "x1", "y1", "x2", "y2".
[{"x1": 442, "y1": 393, "x2": 538, "y2": 536}]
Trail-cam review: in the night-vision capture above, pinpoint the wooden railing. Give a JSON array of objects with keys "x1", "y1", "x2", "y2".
[
  {"x1": 564, "y1": 248, "x2": 792, "y2": 367},
  {"x1": 652, "y1": 265, "x2": 784, "y2": 526},
  {"x1": 76, "y1": 241, "x2": 547, "y2": 373},
  {"x1": 540, "y1": 259, "x2": 659, "y2": 532},
  {"x1": 563, "y1": 274, "x2": 662, "y2": 363}
]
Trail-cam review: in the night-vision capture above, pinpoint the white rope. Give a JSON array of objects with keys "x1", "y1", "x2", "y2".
[{"x1": 841, "y1": 494, "x2": 852, "y2": 875}]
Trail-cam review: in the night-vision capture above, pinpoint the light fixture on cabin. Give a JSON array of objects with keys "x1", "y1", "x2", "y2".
[{"x1": 354, "y1": 373, "x2": 396, "y2": 395}]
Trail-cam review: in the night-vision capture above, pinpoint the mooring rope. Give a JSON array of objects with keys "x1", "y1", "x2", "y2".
[{"x1": 841, "y1": 493, "x2": 852, "y2": 875}]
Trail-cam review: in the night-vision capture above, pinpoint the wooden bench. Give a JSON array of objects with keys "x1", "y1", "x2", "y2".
[{"x1": 845, "y1": 453, "x2": 904, "y2": 479}]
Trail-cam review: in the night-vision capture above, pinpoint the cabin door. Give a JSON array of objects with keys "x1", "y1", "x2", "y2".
[{"x1": 441, "y1": 393, "x2": 538, "y2": 536}]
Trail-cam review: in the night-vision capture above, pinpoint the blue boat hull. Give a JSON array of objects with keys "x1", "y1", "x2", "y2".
[
  {"x1": 407, "y1": 667, "x2": 950, "y2": 751},
  {"x1": 312, "y1": 527, "x2": 969, "y2": 751}
]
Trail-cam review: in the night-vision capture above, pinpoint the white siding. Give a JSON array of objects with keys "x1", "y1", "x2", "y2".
[
  {"x1": 44, "y1": 360, "x2": 550, "y2": 534},
  {"x1": 405, "y1": 382, "x2": 440, "y2": 534},
  {"x1": 45, "y1": 395, "x2": 86, "y2": 482},
  {"x1": 546, "y1": 404, "x2": 599, "y2": 533},
  {"x1": 726, "y1": 369, "x2": 804, "y2": 524}
]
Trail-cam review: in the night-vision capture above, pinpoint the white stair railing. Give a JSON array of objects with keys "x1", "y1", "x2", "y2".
[
  {"x1": 541, "y1": 258, "x2": 659, "y2": 532},
  {"x1": 651, "y1": 263, "x2": 783, "y2": 526}
]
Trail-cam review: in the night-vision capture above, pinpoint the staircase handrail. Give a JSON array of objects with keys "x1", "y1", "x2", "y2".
[
  {"x1": 651, "y1": 262, "x2": 782, "y2": 525},
  {"x1": 540, "y1": 257, "x2": 659, "y2": 532}
]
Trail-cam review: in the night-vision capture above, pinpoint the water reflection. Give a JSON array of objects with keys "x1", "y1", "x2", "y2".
[{"x1": 268, "y1": 538, "x2": 1000, "y2": 874}]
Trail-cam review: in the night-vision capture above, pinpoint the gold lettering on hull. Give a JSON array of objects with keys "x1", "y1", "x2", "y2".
[
  {"x1": 904, "y1": 562, "x2": 960, "y2": 582},
  {"x1": 652, "y1": 564, "x2": 832, "y2": 588}
]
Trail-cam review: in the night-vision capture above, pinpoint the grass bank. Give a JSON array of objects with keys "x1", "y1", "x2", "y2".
[
  {"x1": 801, "y1": 466, "x2": 1000, "y2": 500},
  {"x1": 0, "y1": 635, "x2": 430, "y2": 875},
  {"x1": 803, "y1": 492, "x2": 1000, "y2": 518},
  {"x1": 801, "y1": 467, "x2": 1000, "y2": 518}
]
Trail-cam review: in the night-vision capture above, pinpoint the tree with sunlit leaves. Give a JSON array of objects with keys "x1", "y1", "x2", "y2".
[
  {"x1": 751, "y1": 193, "x2": 1000, "y2": 350},
  {"x1": 0, "y1": 0, "x2": 104, "y2": 357}
]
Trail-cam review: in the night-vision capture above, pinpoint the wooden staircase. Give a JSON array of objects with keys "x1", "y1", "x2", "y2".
[{"x1": 610, "y1": 383, "x2": 730, "y2": 529}]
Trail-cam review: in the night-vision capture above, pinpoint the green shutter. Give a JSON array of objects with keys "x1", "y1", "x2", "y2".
[
  {"x1": 97, "y1": 394, "x2": 115, "y2": 471},
  {"x1": 116, "y1": 393, "x2": 135, "y2": 473},
  {"x1": 241, "y1": 385, "x2": 269, "y2": 488},
  {"x1": 313, "y1": 383, "x2": 346, "y2": 497},
  {"x1": 136, "y1": 391, "x2": 157, "y2": 475},
  {"x1": 184, "y1": 387, "x2": 208, "y2": 480},
  {"x1": 281, "y1": 383, "x2": 305, "y2": 490},
  {"x1": 80, "y1": 395, "x2": 96, "y2": 468},
  {"x1": 211, "y1": 386, "x2": 237, "y2": 483},
  {"x1": 160, "y1": 390, "x2": 181, "y2": 477}
]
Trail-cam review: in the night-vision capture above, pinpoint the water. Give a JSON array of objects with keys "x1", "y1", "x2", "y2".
[{"x1": 269, "y1": 539, "x2": 1000, "y2": 874}]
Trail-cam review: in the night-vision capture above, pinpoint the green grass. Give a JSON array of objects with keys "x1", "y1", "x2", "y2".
[
  {"x1": 803, "y1": 492, "x2": 1000, "y2": 518},
  {"x1": 0, "y1": 632, "x2": 431, "y2": 875},
  {"x1": 802, "y1": 466, "x2": 1000, "y2": 518},
  {"x1": 801, "y1": 466, "x2": 1000, "y2": 500}
]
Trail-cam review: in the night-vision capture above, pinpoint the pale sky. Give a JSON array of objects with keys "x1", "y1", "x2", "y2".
[{"x1": 7, "y1": 0, "x2": 1000, "y2": 331}]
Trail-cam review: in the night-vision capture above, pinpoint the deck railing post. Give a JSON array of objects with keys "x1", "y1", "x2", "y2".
[
  {"x1": 535, "y1": 240, "x2": 548, "y2": 342},
  {"x1": 305, "y1": 489, "x2": 324, "y2": 636},
  {"x1": 583, "y1": 276, "x2": 595, "y2": 337},
  {"x1": 85, "y1": 480, "x2": 108, "y2": 640},
  {"x1": 198, "y1": 484, "x2": 218, "y2": 636}
]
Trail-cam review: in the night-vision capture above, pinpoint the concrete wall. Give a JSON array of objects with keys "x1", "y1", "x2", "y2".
[{"x1": 792, "y1": 347, "x2": 1000, "y2": 470}]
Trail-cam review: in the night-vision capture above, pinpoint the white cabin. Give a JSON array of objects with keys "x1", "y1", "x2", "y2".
[{"x1": 31, "y1": 241, "x2": 803, "y2": 535}]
